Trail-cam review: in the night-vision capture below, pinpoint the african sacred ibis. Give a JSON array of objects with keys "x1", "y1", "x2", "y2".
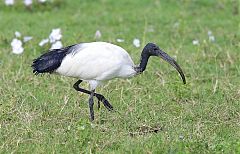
[{"x1": 32, "y1": 42, "x2": 186, "y2": 121}]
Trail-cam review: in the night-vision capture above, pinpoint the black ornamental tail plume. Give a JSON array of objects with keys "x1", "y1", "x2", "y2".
[{"x1": 32, "y1": 45, "x2": 75, "y2": 75}]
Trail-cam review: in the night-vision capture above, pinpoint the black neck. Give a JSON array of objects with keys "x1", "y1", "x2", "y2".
[{"x1": 134, "y1": 48, "x2": 150, "y2": 74}]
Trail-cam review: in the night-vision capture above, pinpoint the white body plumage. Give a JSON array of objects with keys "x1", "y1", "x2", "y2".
[{"x1": 55, "y1": 42, "x2": 137, "y2": 90}]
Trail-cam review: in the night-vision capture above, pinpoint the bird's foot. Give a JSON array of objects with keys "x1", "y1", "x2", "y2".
[{"x1": 95, "y1": 94, "x2": 113, "y2": 111}]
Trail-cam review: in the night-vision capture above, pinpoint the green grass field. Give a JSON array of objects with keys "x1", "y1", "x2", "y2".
[{"x1": 0, "y1": 0, "x2": 239, "y2": 153}]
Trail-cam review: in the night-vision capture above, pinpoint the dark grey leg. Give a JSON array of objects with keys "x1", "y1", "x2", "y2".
[
  {"x1": 73, "y1": 80, "x2": 113, "y2": 111},
  {"x1": 89, "y1": 90, "x2": 95, "y2": 121}
]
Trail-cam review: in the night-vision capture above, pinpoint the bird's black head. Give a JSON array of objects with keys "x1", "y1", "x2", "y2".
[
  {"x1": 143, "y1": 43, "x2": 162, "y2": 56},
  {"x1": 140, "y1": 43, "x2": 186, "y2": 84}
]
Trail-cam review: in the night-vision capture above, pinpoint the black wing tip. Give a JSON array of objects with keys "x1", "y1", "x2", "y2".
[
  {"x1": 32, "y1": 65, "x2": 40, "y2": 75},
  {"x1": 31, "y1": 63, "x2": 54, "y2": 75},
  {"x1": 31, "y1": 44, "x2": 77, "y2": 76},
  {"x1": 31, "y1": 58, "x2": 46, "y2": 75}
]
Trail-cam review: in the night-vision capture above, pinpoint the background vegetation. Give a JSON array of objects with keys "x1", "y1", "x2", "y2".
[{"x1": 0, "y1": 0, "x2": 239, "y2": 153}]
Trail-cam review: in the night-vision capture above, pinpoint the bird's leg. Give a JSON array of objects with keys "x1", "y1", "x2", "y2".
[
  {"x1": 89, "y1": 90, "x2": 95, "y2": 121},
  {"x1": 73, "y1": 80, "x2": 91, "y2": 95},
  {"x1": 73, "y1": 80, "x2": 114, "y2": 111}
]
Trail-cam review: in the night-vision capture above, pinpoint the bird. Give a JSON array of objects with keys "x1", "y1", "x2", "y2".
[{"x1": 32, "y1": 42, "x2": 186, "y2": 121}]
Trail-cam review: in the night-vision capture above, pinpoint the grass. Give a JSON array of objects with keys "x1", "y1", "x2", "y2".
[{"x1": 0, "y1": 0, "x2": 240, "y2": 153}]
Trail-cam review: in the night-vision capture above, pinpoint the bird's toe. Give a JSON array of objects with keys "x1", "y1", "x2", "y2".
[{"x1": 95, "y1": 94, "x2": 114, "y2": 111}]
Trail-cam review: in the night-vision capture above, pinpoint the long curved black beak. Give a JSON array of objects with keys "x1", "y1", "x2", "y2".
[{"x1": 156, "y1": 49, "x2": 186, "y2": 84}]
